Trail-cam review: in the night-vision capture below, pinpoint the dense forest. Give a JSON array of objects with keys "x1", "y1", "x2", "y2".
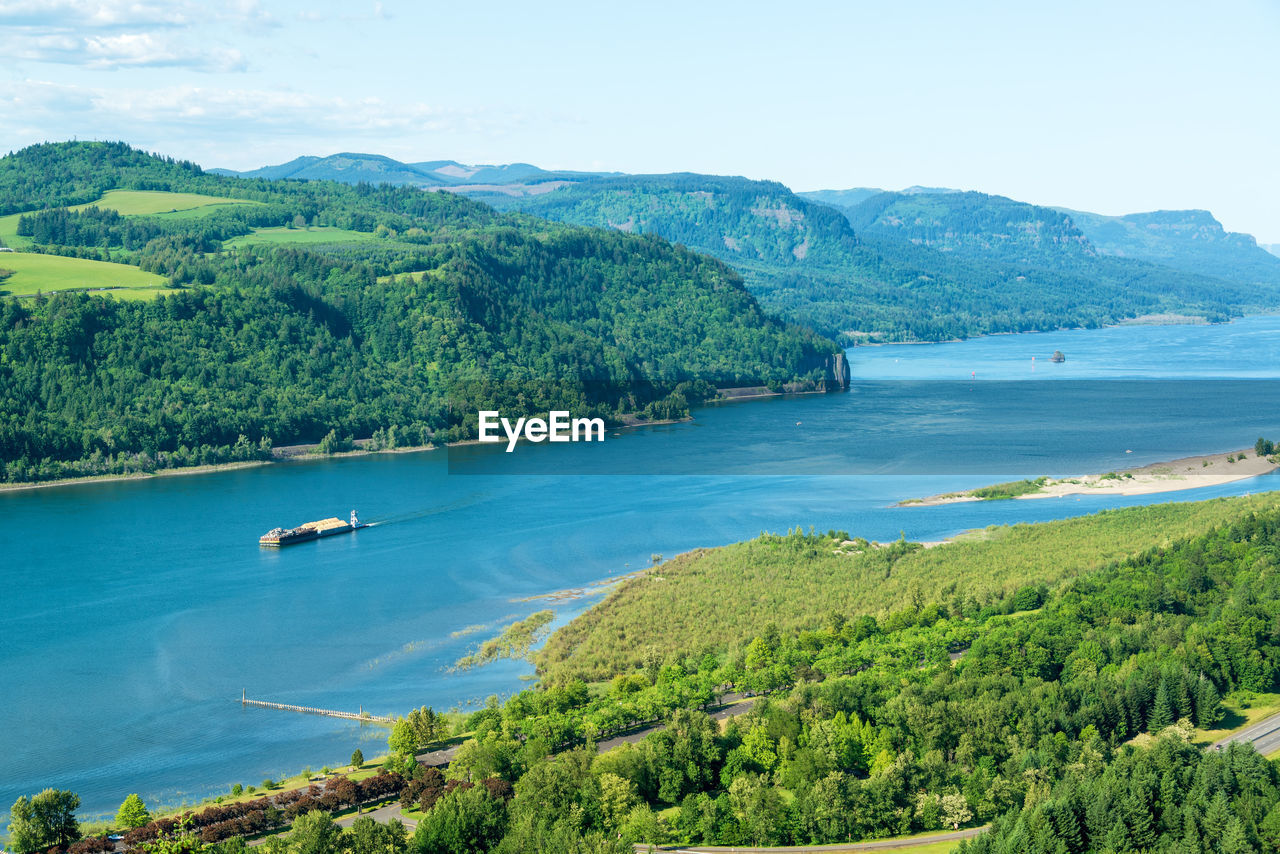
[
  {"x1": 491, "y1": 175, "x2": 1268, "y2": 342},
  {"x1": 0, "y1": 143, "x2": 843, "y2": 483},
  {"x1": 18, "y1": 499, "x2": 1280, "y2": 853}
]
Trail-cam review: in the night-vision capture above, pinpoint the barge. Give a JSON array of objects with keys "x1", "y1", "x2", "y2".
[{"x1": 259, "y1": 510, "x2": 366, "y2": 547}]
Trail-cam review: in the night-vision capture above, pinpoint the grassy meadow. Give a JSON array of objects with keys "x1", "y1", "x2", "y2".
[
  {"x1": 0, "y1": 252, "x2": 167, "y2": 298},
  {"x1": 0, "y1": 211, "x2": 30, "y2": 248},
  {"x1": 68, "y1": 189, "x2": 261, "y2": 217},
  {"x1": 538, "y1": 492, "x2": 1280, "y2": 681},
  {"x1": 0, "y1": 188, "x2": 262, "y2": 253}
]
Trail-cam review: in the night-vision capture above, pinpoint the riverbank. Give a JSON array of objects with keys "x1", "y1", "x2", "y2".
[
  {"x1": 899, "y1": 448, "x2": 1280, "y2": 507},
  {"x1": 0, "y1": 402, "x2": 719, "y2": 493},
  {"x1": 0, "y1": 459, "x2": 274, "y2": 493}
]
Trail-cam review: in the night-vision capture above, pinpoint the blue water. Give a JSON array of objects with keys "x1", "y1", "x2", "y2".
[{"x1": 4, "y1": 317, "x2": 1280, "y2": 822}]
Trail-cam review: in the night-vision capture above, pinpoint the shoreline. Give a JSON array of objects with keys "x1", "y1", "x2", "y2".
[
  {"x1": 0, "y1": 412, "x2": 706, "y2": 494},
  {"x1": 848, "y1": 311, "x2": 1233, "y2": 347},
  {"x1": 898, "y1": 448, "x2": 1280, "y2": 507}
]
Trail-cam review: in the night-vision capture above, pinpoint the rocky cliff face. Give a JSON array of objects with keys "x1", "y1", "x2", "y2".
[{"x1": 825, "y1": 352, "x2": 850, "y2": 390}]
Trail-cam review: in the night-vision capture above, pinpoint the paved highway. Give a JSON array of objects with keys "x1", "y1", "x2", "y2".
[
  {"x1": 1212, "y1": 710, "x2": 1280, "y2": 756},
  {"x1": 633, "y1": 825, "x2": 988, "y2": 853}
]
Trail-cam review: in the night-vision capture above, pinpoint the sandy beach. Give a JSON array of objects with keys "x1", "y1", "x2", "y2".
[{"x1": 901, "y1": 449, "x2": 1280, "y2": 507}]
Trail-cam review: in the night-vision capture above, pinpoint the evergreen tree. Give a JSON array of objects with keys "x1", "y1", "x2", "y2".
[
  {"x1": 1148, "y1": 679, "x2": 1174, "y2": 732},
  {"x1": 1195, "y1": 677, "x2": 1223, "y2": 727},
  {"x1": 115, "y1": 793, "x2": 150, "y2": 829}
]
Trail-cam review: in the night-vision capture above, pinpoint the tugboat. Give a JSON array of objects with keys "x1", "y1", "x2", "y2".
[{"x1": 260, "y1": 510, "x2": 367, "y2": 547}]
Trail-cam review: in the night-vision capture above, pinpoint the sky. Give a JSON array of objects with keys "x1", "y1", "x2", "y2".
[{"x1": 1, "y1": 0, "x2": 1278, "y2": 241}]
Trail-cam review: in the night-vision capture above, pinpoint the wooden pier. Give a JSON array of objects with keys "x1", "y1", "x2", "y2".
[{"x1": 241, "y1": 690, "x2": 393, "y2": 723}]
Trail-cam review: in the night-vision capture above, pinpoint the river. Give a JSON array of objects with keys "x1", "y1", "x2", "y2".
[{"x1": 4, "y1": 317, "x2": 1280, "y2": 822}]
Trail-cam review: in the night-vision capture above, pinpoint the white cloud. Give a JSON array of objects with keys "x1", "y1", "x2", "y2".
[
  {"x1": 0, "y1": 0, "x2": 272, "y2": 70},
  {"x1": 0, "y1": 0, "x2": 273, "y2": 29},
  {"x1": 0, "y1": 79, "x2": 518, "y2": 164},
  {"x1": 1, "y1": 30, "x2": 248, "y2": 70},
  {"x1": 0, "y1": 1, "x2": 194, "y2": 29}
]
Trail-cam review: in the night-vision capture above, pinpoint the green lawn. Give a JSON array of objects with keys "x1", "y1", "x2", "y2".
[
  {"x1": 886, "y1": 842, "x2": 962, "y2": 854},
  {"x1": 0, "y1": 212, "x2": 31, "y2": 249},
  {"x1": 225, "y1": 226, "x2": 376, "y2": 248},
  {"x1": 68, "y1": 189, "x2": 261, "y2": 217},
  {"x1": 0, "y1": 252, "x2": 167, "y2": 297}
]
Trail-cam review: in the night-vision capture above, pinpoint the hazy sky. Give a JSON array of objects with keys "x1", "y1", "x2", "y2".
[{"x1": 2, "y1": 0, "x2": 1277, "y2": 240}]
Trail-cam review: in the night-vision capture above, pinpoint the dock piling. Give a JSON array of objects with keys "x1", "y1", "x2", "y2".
[{"x1": 240, "y1": 695, "x2": 391, "y2": 723}]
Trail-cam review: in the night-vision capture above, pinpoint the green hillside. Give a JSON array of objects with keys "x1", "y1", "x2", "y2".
[
  {"x1": 0, "y1": 142, "x2": 841, "y2": 483},
  {"x1": 356, "y1": 495, "x2": 1280, "y2": 850},
  {"x1": 498, "y1": 176, "x2": 1265, "y2": 342},
  {"x1": 537, "y1": 493, "x2": 1280, "y2": 682}
]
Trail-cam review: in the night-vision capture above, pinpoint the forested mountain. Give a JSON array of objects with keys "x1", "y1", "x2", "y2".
[
  {"x1": 0, "y1": 144, "x2": 206, "y2": 216},
  {"x1": 204, "y1": 155, "x2": 1280, "y2": 342},
  {"x1": 484, "y1": 174, "x2": 860, "y2": 269},
  {"x1": 494, "y1": 176, "x2": 1267, "y2": 342},
  {"x1": 0, "y1": 142, "x2": 841, "y2": 483},
  {"x1": 845, "y1": 191, "x2": 1097, "y2": 263},
  {"x1": 208, "y1": 153, "x2": 453, "y2": 187},
  {"x1": 211, "y1": 153, "x2": 614, "y2": 189},
  {"x1": 797, "y1": 185, "x2": 961, "y2": 209},
  {"x1": 795, "y1": 187, "x2": 885, "y2": 208},
  {"x1": 1062, "y1": 207, "x2": 1280, "y2": 285}
]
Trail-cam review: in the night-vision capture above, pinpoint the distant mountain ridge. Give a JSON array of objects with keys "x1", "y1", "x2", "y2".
[
  {"x1": 207, "y1": 151, "x2": 1280, "y2": 339},
  {"x1": 488, "y1": 176, "x2": 1268, "y2": 342},
  {"x1": 798, "y1": 185, "x2": 961, "y2": 209},
  {"x1": 846, "y1": 190, "x2": 1097, "y2": 265},
  {"x1": 210, "y1": 153, "x2": 617, "y2": 188},
  {"x1": 481, "y1": 172, "x2": 860, "y2": 269},
  {"x1": 1060, "y1": 207, "x2": 1280, "y2": 285}
]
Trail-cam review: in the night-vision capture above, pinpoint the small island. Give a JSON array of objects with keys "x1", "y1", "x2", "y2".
[
  {"x1": 1050, "y1": 350, "x2": 1066, "y2": 362},
  {"x1": 898, "y1": 446, "x2": 1279, "y2": 506}
]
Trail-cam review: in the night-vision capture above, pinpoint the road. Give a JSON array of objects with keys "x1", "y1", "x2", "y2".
[
  {"x1": 1211, "y1": 709, "x2": 1280, "y2": 756},
  {"x1": 597, "y1": 695, "x2": 757, "y2": 753},
  {"x1": 633, "y1": 826, "x2": 988, "y2": 853},
  {"x1": 335, "y1": 801, "x2": 417, "y2": 831},
  {"x1": 416, "y1": 695, "x2": 758, "y2": 766}
]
